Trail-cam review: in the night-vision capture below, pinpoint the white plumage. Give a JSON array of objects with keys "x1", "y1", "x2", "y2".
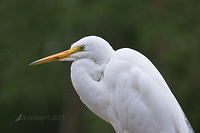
[{"x1": 30, "y1": 36, "x2": 194, "y2": 133}]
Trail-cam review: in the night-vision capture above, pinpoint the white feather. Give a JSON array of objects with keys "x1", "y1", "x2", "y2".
[{"x1": 68, "y1": 36, "x2": 194, "y2": 133}]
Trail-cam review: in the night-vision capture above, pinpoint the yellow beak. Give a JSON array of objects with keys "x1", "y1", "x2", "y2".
[{"x1": 29, "y1": 47, "x2": 78, "y2": 65}]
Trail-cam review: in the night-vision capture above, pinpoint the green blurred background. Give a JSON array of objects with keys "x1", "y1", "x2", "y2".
[{"x1": 0, "y1": 0, "x2": 199, "y2": 132}]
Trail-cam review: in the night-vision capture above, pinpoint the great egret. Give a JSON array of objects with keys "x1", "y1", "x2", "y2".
[{"x1": 30, "y1": 36, "x2": 194, "y2": 133}]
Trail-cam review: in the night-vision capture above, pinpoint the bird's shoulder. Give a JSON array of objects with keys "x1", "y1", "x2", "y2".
[
  {"x1": 105, "y1": 47, "x2": 169, "y2": 94},
  {"x1": 107, "y1": 48, "x2": 156, "y2": 74},
  {"x1": 112, "y1": 48, "x2": 145, "y2": 61}
]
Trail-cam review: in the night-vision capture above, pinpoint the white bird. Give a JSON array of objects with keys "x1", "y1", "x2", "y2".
[{"x1": 29, "y1": 36, "x2": 194, "y2": 133}]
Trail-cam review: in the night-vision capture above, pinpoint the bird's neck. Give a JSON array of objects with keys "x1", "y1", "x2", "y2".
[
  {"x1": 93, "y1": 49, "x2": 115, "y2": 65},
  {"x1": 70, "y1": 59, "x2": 114, "y2": 122}
]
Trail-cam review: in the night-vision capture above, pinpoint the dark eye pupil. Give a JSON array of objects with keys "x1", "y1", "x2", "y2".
[{"x1": 81, "y1": 46, "x2": 84, "y2": 49}]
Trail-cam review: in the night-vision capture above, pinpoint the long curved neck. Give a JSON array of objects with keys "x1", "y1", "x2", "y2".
[{"x1": 70, "y1": 59, "x2": 115, "y2": 123}]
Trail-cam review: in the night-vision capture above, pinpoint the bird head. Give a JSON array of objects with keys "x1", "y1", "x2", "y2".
[{"x1": 29, "y1": 36, "x2": 114, "y2": 65}]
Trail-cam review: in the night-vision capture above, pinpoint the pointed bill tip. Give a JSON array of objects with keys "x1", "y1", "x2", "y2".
[{"x1": 28, "y1": 61, "x2": 39, "y2": 66}]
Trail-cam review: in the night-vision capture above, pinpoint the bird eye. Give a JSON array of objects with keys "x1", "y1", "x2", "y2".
[{"x1": 80, "y1": 45, "x2": 85, "y2": 50}]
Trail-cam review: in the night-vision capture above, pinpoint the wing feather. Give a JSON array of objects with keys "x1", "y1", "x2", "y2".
[{"x1": 104, "y1": 48, "x2": 194, "y2": 133}]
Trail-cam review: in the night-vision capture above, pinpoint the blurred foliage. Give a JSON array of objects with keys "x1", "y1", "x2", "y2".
[{"x1": 0, "y1": 0, "x2": 199, "y2": 133}]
